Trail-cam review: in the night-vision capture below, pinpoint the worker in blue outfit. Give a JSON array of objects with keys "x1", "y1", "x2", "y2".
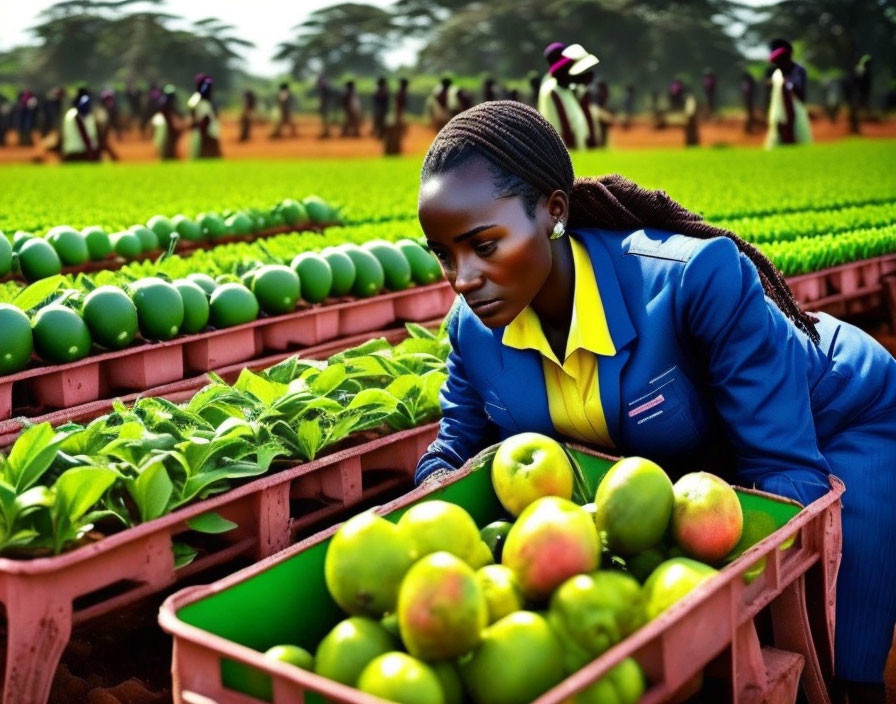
[{"x1": 415, "y1": 100, "x2": 896, "y2": 701}]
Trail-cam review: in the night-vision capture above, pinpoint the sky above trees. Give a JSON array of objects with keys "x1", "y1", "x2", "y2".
[{"x1": 0, "y1": 0, "x2": 410, "y2": 76}]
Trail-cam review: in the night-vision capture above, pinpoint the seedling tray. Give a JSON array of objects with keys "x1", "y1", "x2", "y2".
[
  {"x1": 0, "y1": 423, "x2": 437, "y2": 704},
  {"x1": 0, "y1": 282, "x2": 454, "y2": 421},
  {"x1": 160, "y1": 442, "x2": 844, "y2": 704},
  {"x1": 0, "y1": 320, "x2": 443, "y2": 447},
  {"x1": 786, "y1": 253, "x2": 896, "y2": 312}
]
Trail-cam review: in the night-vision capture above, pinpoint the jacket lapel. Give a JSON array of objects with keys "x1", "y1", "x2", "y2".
[
  {"x1": 489, "y1": 333, "x2": 555, "y2": 435},
  {"x1": 462, "y1": 229, "x2": 640, "y2": 445},
  {"x1": 578, "y1": 231, "x2": 638, "y2": 445}
]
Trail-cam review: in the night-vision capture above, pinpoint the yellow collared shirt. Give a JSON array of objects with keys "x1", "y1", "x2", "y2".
[{"x1": 502, "y1": 237, "x2": 616, "y2": 448}]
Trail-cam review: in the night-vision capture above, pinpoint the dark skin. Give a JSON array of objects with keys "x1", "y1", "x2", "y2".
[{"x1": 419, "y1": 157, "x2": 575, "y2": 361}]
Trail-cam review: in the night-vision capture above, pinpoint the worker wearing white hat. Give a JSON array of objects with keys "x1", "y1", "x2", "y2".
[{"x1": 537, "y1": 43, "x2": 597, "y2": 151}]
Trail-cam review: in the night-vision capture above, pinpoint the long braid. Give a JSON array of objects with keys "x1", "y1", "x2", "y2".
[{"x1": 422, "y1": 100, "x2": 819, "y2": 343}]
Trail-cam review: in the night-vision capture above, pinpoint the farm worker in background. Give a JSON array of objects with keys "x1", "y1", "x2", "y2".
[
  {"x1": 527, "y1": 70, "x2": 541, "y2": 107},
  {"x1": 15, "y1": 90, "x2": 39, "y2": 146},
  {"x1": 341, "y1": 80, "x2": 362, "y2": 137},
  {"x1": 39, "y1": 87, "x2": 65, "y2": 137},
  {"x1": 151, "y1": 85, "x2": 181, "y2": 160},
  {"x1": 187, "y1": 73, "x2": 221, "y2": 159},
  {"x1": 371, "y1": 77, "x2": 390, "y2": 139},
  {"x1": 765, "y1": 39, "x2": 812, "y2": 148},
  {"x1": 238, "y1": 90, "x2": 255, "y2": 142},
  {"x1": 393, "y1": 77, "x2": 409, "y2": 132},
  {"x1": 667, "y1": 77, "x2": 685, "y2": 112},
  {"x1": 61, "y1": 93, "x2": 99, "y2": 162},
  {"x1": 0, "y1": 94, "x2": 10, "y2": 146},
  {"x1": 663, "y1": 82, "x2": 700, "y2": 146},
  {"x1": 93, "y1": 90, "x2": 119, "y2": 161},
  {"x1": 270, "y1": 82, "x2": 298, "y2": 139},
  {"x1": 538, "y1": 42, "x2": 592, "y2": 151},
  {"x1": 426, "y1": 77, "x2": 456, "y2": 131},
  {"x1": 99, "y1": 89, "x2": 123, "y2": 141},
  {"x1": 415, "y1": 100, "x2": 896, "y2": 701},
  {"x1": 568, "y1": 61, "x2": 599, "y2": 148},
  {"x1": 143, "y1": 83, "x2": 162, "y2": 138},
  {"x1": 482, "y1": 76, "x2": 498, "y2": 103},
  {"x1": 383, "y1": 78, "x2": 408, "y2": 156},
  {"x1": 504, "y1": 85, "x2": 522, "y2": 102}
]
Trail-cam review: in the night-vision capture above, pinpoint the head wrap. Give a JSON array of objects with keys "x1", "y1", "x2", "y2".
[{"x1": 769, "y1": 46, "x2": 790, "y2": 63}]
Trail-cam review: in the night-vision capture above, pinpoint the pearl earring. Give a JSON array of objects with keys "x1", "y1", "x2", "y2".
[{"x1": 550, "y1": 220, "x2": 566, "y2": 240}]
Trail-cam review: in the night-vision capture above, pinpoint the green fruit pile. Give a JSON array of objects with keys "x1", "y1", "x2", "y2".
[
  {"x1": 0, "y1": 238, "x2": 442, "y2": 376},
  {"x1": 258, "y1": 433, "x2": 784, "y2": 704},
  {"x1": 262, "y1": 492, "x2": 647, "y2": 704},
  {"x1": 1, "y1": 195, "x2": 342, "y2": 284}
]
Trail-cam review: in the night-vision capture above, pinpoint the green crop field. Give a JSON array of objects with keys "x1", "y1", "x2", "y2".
[
  {"x1": 2, "y1": 139, "x2": 895, "y2": 229},
  {"x1": 2, "y1": 138, "x2": 896, "y2": 285}
]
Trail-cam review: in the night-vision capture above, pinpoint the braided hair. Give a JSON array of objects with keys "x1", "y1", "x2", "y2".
[{"x1": 421, "y1": 100, "x2": 819, "y2": 343}]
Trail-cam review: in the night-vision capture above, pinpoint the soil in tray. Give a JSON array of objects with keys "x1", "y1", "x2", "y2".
[{"x1": 41, "y1": 556, "x2": 256, "y2": 704}]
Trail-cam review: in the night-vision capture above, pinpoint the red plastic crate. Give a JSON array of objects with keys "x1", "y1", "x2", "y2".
[
  {"x1": 159, "y1": 443, "x2": 844, "y2": 704},
  {"x1": 0, "y1": 424, "x2": 437, "y2": 704}
]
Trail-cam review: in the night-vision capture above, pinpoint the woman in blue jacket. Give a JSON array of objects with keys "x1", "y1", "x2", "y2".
[{"x1": 415, "y1": 101, "x2": 896, "y2": 697}]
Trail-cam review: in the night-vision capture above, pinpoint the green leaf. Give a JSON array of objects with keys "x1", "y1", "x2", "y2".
[
  {"x1": 345, "y1": 388, "x2": 399, "y2": 413},
  {"x1": 309, "y1": 363, "x2": 348, "y2": 395},
  {"x1": 296, "y1": 418, "x2": 323, "y2": 461},
  {"x1": 386, "y1": 374, "x2": 423, "y2": 402},
  {"x1": 329, "y1": 337, "x2": 391, "y2": 361},
  {"x1": 264, "y1": 357, "x2": 322, "y2": 385},
  {"x1": 233, "y1": 368, "x2": 289, "y2": 406},
  {"x1": 422, "y1": 370, "x2": 448, "y2": 407},
  {"x1": 214, "y1": 417, "x2": 257, "y2": 440},
  {"x1": 11, "y1": 275, "x2": 64, "y2": 312},
  {"x1": 175, "y1": 462, "x2": 267, "y2": 507},
  {"x1": 186, "y1": 512, "x2": 238, "y2": 534},
  {"x1": 394, "y1": 338, "x2": 443, "y2": 357},
  {"x1": 132, "y1": 458, "x2": 173, "y2": 522},
  {"x1": 172, "y1": 542, "x2": 198, "y2": 569},
  {"x1": 15, "y1": 485, "x2": 54, "y2": 516},
  {"x1": 54, "y1": 467, "x2": 118, "y2": 521},
  {"x1": 0, "y1": 529, "x2": 41, "y2": 553},
  {"x1": 324, "y1": 414, "x2": 362, "y2": 446},
  {"x1": 405, "y1": 323, "x2": 437, "y2": 339},
  {"x1": 5, "y1": 423, "x2": 69, "y2": 492}
]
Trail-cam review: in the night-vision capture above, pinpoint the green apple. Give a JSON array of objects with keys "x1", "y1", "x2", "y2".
[
  {"x1": 264, "y1": 644, "x2": 314, "y2": 670},
  {"x1": 491, "y1": 432, "x2": 574, "y2": 517},
  {"x1": 672, "y1": 472, "x2": 743, "y2": 563}
]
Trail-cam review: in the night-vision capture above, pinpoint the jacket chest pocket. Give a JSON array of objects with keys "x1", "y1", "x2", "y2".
[{"x1": 622, "y1": 369, "x2": 705, "y2": 455}]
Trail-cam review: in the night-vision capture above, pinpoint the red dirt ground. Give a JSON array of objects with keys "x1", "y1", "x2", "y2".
[{"x1": 2, "y1": 114, "x2": 895, "y2": 165}]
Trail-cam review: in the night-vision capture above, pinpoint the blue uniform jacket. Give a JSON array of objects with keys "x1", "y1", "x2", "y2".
[{"x1": 415, "y1": 227, "x2": 896, "y2": 506}]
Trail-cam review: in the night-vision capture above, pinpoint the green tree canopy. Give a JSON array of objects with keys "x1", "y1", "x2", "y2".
[
  {"x1": 19, "y1": 0, "x2": 253, "y2": 93},
  {"x1": 393, "y1": 0, "x2": 747, "y2": 93},
  {"x1": 274, "y1": 3, "x2": 396, "y2": 79}
]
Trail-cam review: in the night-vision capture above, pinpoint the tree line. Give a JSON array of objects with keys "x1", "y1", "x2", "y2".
[{"x1": 1, "y1": 0, "x2": 893, "y2": 107}]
